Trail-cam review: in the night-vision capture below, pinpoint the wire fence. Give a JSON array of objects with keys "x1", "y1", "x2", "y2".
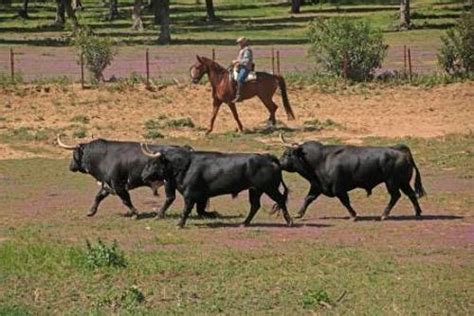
[{"x1": 0, "y1": 45, "x2": 441, "y2": 85}]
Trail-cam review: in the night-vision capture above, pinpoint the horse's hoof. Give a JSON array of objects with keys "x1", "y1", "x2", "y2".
[
  {"x1": 350, "y1": 216, "x2": 358, "y2": 222},
  {"x1": 380, "y1": 215, "x2": 387, "y2": 221},
  {"x1": 286, "y1": 219, "x2": 294, "y2": 227}
]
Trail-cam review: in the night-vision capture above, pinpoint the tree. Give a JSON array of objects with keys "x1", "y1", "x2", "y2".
[
  {"x1": 131, "y1": 0, "x2": 143, "y2": 30},
  {"x1": 54, "y1": 0, "x2": 79, "y2": 27},
  {"x1": 109, "y1": 0, "x2": 119, "y2": 20},
  {"x1": 291, "y1": 0, "x2": 301, "y2": 14},
  {"x1": 153, "y1": 0, "x2": 161, "y2": 24},
  {"x1": 205, "y1": 0, "x2": 217, "y2": 21},
  {"x1": 158, "y1": 0, "x2": 171, "y2": 44},
  {"x1": 400, "y1": 0, "x2": 410, "y2": 30},
  {"x1": 18, "y1": 0, "x2": 29, "y2": 19}
]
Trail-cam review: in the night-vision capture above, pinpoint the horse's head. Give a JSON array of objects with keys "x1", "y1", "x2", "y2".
[{"x1": 190, "y1": 55, "x2": 209, "y2": 84}]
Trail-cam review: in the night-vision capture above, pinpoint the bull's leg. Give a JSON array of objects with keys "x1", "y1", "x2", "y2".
[
  {"x1": 400, "y1": 183, "x2": 423, "y2": 218},
  {"x1": 296, "y1": 185, "x2": 321, "y2": 219},
  {"x1": 115, "y1": 187, "x2": 139, "y2": 218},
  {"x1": 177, "y1": 197, "x2": 195, "y2": 228},
  {"x1": 381, "y1": 182, "x2": 401, "y2": 220},
  {"x1": 243, "y1": 189, "x2": 262, "y2": 226},
  {"x1": 265, "y1": 189, "x2": 293, "y2": 227},
  {"x1": 88, "y1": 186, "x2": 111, "y2": 217},
  {"x1": 206, "y1": 99, "x2": 222, "y2": 135},
  {"x1": 227, "y1": 103, "x2": 244, "y2": 133},
  {"x1": 196, "y1": 199, "x2": 218, "y2": 219},
  {"x1": 156, "y1": 182, "x2": 176, "y2": 219},
  {"x1": 336, "y1": 192, "x2": 358, "y2": 220}
]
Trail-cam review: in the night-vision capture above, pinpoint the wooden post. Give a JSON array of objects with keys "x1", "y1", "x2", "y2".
[
  {"x1": 342, "y1": 52, "x2": 348, "y2": 82},
  {"x1": 407, "y1": 48, "x2": 412, "y2": 81},
  {"x1": 403, "y1": 45, "x2": 407, "y2": 76},
  {"x1": 10, "y1": 48, "x2": 14, "y2": 81},
  {"x1": 271, "y1": 48, "x2": 275, "y2": 74},
  {"x1": 80, "y1": 53, "x2": 85, "y2": 89},
  {"x1": 276, "y1": 50, "x2": 280, "y2": 75},
  {"x1": 145, "y1": 48, "x2": 150, "y2": 86},
  {"x1": 212, "y1": 48, "x2": 215, "y2": 61}
]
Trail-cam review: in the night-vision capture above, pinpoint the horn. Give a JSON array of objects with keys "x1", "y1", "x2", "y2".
[
  {"x1": 57, "y1": 135, "x2": 77, "y2": 150},
  {"x1": 279, "y1": 133, "x2": 300, "y2": 148},
  {"x1": 140, "y1": 143, "x2": 161, "y2": 158}
]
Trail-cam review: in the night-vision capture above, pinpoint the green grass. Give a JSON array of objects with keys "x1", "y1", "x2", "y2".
[
  {"x1": 0, "y1": 132, "x2": 472, "y2": 313},
  {"x1": 0, "y1": 0, "x2": 469, "y2": 47}
]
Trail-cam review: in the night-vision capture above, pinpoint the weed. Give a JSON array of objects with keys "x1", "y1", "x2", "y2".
[
  {"x1": 144, "y1": 130, "x2": 164, "y2": 140},
  {"x1": 85, "y1": 239, "x2": 127, "y2": 269},
  {"x1": 70, "y1": 115, "x2": 90, "y2": 124},
  {"x1": 72, "y1": 127, "x2": 87, "y2": 139},
  {"x1": 164, "y1": 117, "x2": 195, "y2": 128},
  {"x1": 302, "y1": 288, "x2": 331, "y2": 309}
]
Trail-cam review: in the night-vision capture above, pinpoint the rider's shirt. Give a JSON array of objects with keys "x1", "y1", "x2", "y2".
[{"x1": 237, "y1": 46, "x2": 253, "y2": 70}]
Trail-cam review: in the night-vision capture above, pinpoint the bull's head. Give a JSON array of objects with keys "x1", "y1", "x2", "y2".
[
  {"x1": 189, "y1": 55, "x2": 208, "y2": 84},
  {"x1": 57, "y1": 135, "x2": 87, "y2": 173},
  {"x1": 140, "y1": 144, "x2": 169, "y2": 183},
  {"x1": 279, "y1": 134, "x2": 304, "y2": 172}
]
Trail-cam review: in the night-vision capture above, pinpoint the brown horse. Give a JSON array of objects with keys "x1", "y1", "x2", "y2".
[{"x1": 190, "y1": 56, "x2": 295, "y2": 134}]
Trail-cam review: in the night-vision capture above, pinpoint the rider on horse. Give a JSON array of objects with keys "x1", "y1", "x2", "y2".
[{"x1": 232, "y1": 37, "x2": 254, "y2": 103}]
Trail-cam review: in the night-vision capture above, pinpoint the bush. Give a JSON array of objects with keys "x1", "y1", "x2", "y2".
[
  {"x1": 438, "y1": 13, "x2": 474, "y2": 76},
  {"x1": 308, "y1": 18, "x2": 387, "y2": 81},
  {"x1": 74, "y1": 28, "x2": 116, "y2": 82},
  {"x1": 85, "y1": 239, "x2": 127, "y2": 269}
]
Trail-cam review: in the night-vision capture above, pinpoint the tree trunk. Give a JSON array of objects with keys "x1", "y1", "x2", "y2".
[
  {"x1": 109, "y1": 0, "x2": 118, "y2": 20},
  {"x1": 400, "y1": 0, "x2": 410, "y2": 30},
  {"x1": 291, "y1": 0, "x2": 301, "y2": 13},
  {"x1": 131, "y1": 0, "x2": 143, "y2": 30},
  {"x1": 153, "y1": 0, "x2": 161, "y2": 24},
  {"x1": 55, "y1": 0, "x2": 66, "y2": 25},
  {"x1": 158, "y1": 0, "x2": 171, "y2": 44},
  {"x1": 1, "y1": 0, "x2": 12, "y2": 6},
  {"x1": 63, "y1": 0, "x2": 79, "y2": 28},
  {"x1": 18, "y1": 0, "x2": 29, "y2": 18},
  {"x1": 205, "y1": 0, "x2": 217, "y2": 21}
]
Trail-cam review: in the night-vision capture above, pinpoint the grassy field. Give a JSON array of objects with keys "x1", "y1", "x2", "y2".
[
  {"x1": 0, "y1": 81, "x2": 473, "y2": 313},
  {"x1": 0, "y1": 0, "x2": 469, "y2": 47},
  {"x1": 0, "y1": 133, "x2": 473, "y2": 314}
]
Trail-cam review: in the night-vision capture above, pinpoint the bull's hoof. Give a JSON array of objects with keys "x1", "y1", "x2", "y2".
[
  {"x1": 156, "y1": 212, "x2": 165, "y2": 219},
  {"x1": 205, "y1": 130, "x2": 212, "y2": 136},
  {"x1": 241, "y1": 222, "x2": 251, "y2": 227},
  {"x1": 286, "y1": 219, "x2": 294, "y2": 227},
  {"x1": 87, "y1": 211, "x2": 97, "y2": 217},
  {"x1": 350, "y1": 216, "x2": 358, "y2": 222},
  {"x1": 294, "y1": 213, "x2": 304, "y2": 219},
  {"x1": 415, "y1": 213, "x2": 422, "y2": 220},
  {"x1": 197, "y1": 211, "x2": 219, "y2": 219},
  {"x1": 380, "y1": 215, "x2": 388, "y2": 221}
]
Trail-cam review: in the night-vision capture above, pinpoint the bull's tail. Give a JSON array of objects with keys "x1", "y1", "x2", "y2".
[
  {"x1": 276, "y1": 75, "x2": 295, "y2": 121},
  {"x1": 396, "y1": 145, "x2": 426, "y2": 198},
  {"x1": 270, "y1": 178, "x2": 290, "y2": 216}
]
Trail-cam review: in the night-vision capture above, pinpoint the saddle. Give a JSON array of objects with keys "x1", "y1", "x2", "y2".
[{"x1": 231, "y1": 65, "x2": 257, "y2": 82}]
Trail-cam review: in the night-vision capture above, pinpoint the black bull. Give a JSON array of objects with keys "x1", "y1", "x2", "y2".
[
  {"x1": 279, "y1": 140, "x2": 426, "y2": 220},
  {"x1": 57, "y1": 137, "x2": 201, "y2": 218},
  {"x1": 140, "y1": 146, "x2": 293, "y2": 228}
]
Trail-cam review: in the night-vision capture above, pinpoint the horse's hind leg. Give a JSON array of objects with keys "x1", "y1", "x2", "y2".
[
  {"x1": 258, "y1": 95, "x2": 277, "y2": 127},
  {"x1": 228, "y1": 102, "x2": 244, "y2": 132}
]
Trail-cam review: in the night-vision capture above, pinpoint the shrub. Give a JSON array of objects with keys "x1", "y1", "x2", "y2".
[
  {"x1": 308, "y1": 18, "x2": 387, "y2": 81},
  {"x1": 438, "y1": 13, "x2": 474, "y2": 76},
  {"x1": 85, "y1": 239, "x2": 127, "y2": 269},
  {"x1": 74, "y1": 28, "x2": 116, "y2": 82}
]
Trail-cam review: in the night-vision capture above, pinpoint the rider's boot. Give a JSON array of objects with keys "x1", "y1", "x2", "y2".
[{"x1": 232, "y1": 82, "x2": 243, "y2": 103}]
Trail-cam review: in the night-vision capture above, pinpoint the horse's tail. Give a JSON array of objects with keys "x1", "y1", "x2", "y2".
[{"x1": 276, "y1": 75, "x2": 295, "y2": 120}]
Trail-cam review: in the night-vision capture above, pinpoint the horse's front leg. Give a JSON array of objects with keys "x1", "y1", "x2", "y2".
[
  {"x1": 228, "y1": 102, "x2": 244, "y2": 133},
  {"x1": 206, "y1": 99, "x2": 222, "y2": 135}
]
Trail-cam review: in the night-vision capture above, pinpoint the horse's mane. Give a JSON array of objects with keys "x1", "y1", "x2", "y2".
[{"x1": 200, "y1": 56, "x2": 228, "y2": 74}]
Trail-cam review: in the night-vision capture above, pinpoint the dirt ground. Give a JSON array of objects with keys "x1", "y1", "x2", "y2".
[{"x1": 0, "y1": 81, "x2": 473, "y2": 159}]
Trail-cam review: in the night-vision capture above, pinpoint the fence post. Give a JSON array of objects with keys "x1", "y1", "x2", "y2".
[
  {"x1": 407, "y1": 48, "x2": 412, "y2": 81},
  {"x1": 212, "y1": 48, "x2": 215, "y2": 61},
  {"x1": 80, "y1": 53, "x2": 85, "y2": 89},
  {"x1": 276, "y1": 50, "x2": 280, "y2": 75},
  {"x1": 145, "y1": 48, "x2": 150, "y2": 86},
  {"x1": 342, "y1": 52, "x2": 348, "y2": 82},
  {"x1": 271, "y1": 48, "x2": 275, "y2": 74},
  {"x1": 10, "y1": 48, "x2": 14, "y2": 81},
  {"x1": 403, "y1": 45, "x2": 407, "y2": 76}
]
